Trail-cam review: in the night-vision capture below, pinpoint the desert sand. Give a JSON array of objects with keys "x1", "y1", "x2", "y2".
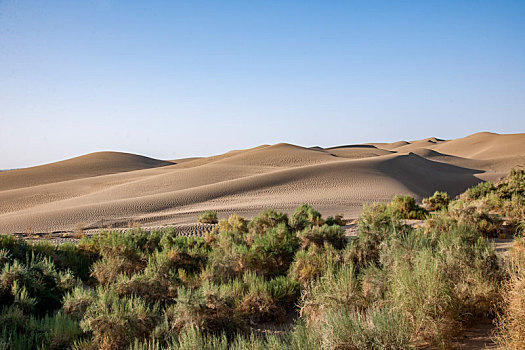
[{"x1": 1, "y1": 132, "x2": 524, "y2": 234}]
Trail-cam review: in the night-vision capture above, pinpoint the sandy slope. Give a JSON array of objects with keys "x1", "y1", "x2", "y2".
[{"x1": 1, "y1": 132, "x2": 524, "y2": 234}]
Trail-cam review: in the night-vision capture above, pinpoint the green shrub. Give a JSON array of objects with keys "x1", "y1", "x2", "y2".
[
  {"x1": 422, "y1": 191, "x2": 451, "y2": 211},
  {"x1": 198, "y1": 211, "x2": 218, "y2": 224},
  {"x1": 0, "y1": 254, "x2": 75, "y2": 316},
  {"x1": 89, "y1": 230, "x2": 164, "y2": 285},
  {"x1": 289, "y1": 204, "x2": 323, "y2": 231},
  {"x1": 464, "y1": 181, "x2": 495, "y2": 201},
  {"x1": 80, "y1": 288, "x2": 158, "y2": 350},
  {"x1": 318, "y1": 307, "x2": 412, "y2": 350},
  {"x1": 324, "y1": 214, "x2": 346, "y2": 226},
  {"x1": 248, "y1": 209, "x2": 289, "y2": 237},
  {"x1": 237, "y1": 272, "x2": 283, "y2": 323},
  {"x1": 0, "y1": 307, "x2": 82, "y2": 350},
  {"x1": 159, "y1": 235, "x2": 210, "y2": 273},
  {"x1": 495, "y1": 237, "x2": 525, "y2": 349},
  {"x1": 63, "y1": 286, "x2": 95, "y2": 320},
  {"x1": 267, "y1": 276, "x2": 300, "y2": 312},
  {"x1": 346, "y1": 203, "x2": 407, "y2": 269},
  {"x1": 300, "y1": 264, "x2": 363, "y2": 325},
  {"x1": 156, "y1": 283, "x2": 242, "y2": 338},
  {"x1": 246, "y1": 223, "x2": 299, "y2": 277},
  {"x1": 288, "y1": 244, "x2": 340, "y2": 286},
  {"x1": 447, "y1": 202, "x2": 503, "y2": 237},
  {"x1": 496, "y1": 167, "x2": 525, "y2": 200},
  {"x1": 389, "y1": 195, "x2": 429, "y2": 219},
  {"x1": 387, "y1": 248, "x2": 455, "y2": 346},
  {"x1": 435, "y1": 224, "x2": 501, "y2": 319},
  {"x1": 297, "y1": 224, "x2": 346, "y2": 250},
  {"x1": 215, "y1": 214, "x2": 248, "y2": 234},
  {"x1": 0, "y1": 236, "x2": 96, "y2": 281},
  {"x1": 360, "y1": 265, "x2": 389, "y2": 305}
]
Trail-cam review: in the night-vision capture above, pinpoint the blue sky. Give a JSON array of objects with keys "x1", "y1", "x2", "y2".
[{"x1": 1, "y1": 0, "x2": 524, "y2": 169}]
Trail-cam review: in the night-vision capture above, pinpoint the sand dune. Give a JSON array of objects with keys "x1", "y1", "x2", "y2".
[
  {"x1": 0, "y1": 151, "x2": 173, "y2": 191},
  {"x1": 1, "y1": 132, "x2": 524, "y2": 234}
]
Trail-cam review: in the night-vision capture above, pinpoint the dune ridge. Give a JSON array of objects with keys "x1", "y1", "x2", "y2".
[{"x1": 1, "y1": 132, "x2": 524, "y2": 233}]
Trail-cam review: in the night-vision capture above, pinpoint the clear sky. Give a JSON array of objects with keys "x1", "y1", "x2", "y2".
[{"x1": 1, "y1": 0, "x2": 524, "y2": 169}]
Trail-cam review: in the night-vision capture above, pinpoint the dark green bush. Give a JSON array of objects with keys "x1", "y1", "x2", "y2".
[
  {"x1": 297, "y1": 224, "x2": 346, "y2": 250},
  {"x1": 288, "y1": 245, "x2": 340, "y2": 286},
  {"x1": 0, "y1": 308, "x2": 82, "y2": 350},
  {"x1": 197, "y1": 211, "x2": 218, "y2": 224},
  {"x1": 496, "y1": 167, "x2": 525, "y2": 199},
  {"x1": 422, "y1": 191, "x2": 451, "y2": 211},
  {"x1": 289, "y1": 204, "x2": 323, "y2": 231},
  {"x1": 464, "y1": 181, "x2": 496, "y2": 201},
  {"x1": 0, "y1": 254, "x2": 75, "y2": 316},
  {"x1": 247, "y1": 209, "x2": 289, "y2": 236},
  {"x1": 80, "y1": 288, "x2": 158, "y2": 350},
  {"x1": 388, "y1": 195, "x2": 429, "y2": 219},
  {"x1": 324, "y1": 214, "x2": 346, "y2": 226},
  {"x1": 156, "y1": 283, "x2": 242, "y2": 338},
  {"x1": 246, "y1": 223, "x2": 299, "y2": 277}
]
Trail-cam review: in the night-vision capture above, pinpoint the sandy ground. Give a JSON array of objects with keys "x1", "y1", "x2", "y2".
[{"x1": 1, "y1": 132, "x2": 525, "y2": 234}]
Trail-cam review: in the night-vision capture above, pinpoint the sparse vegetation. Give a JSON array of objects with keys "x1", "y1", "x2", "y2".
[
  {"x1": 495, "y1": 236, "x2": 525, "y2": 349},
  {"x1": 389, "y1": 194, "x2": 429, "y2": 219},
  {"x1": 422, "y1": 191, "x2": 451, "y2": 211},
  {"x1": 1, "y1": 168, "x2": 524, "y2": 349},
  {"x1": 197, "y1": 210, "x2": 218, "y2": 224}
]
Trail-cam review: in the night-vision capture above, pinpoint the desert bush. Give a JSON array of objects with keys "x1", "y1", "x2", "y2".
[
  {"x1": 202, "y1": 231, "x2": 248, "y2": 283},
  {"x1": 91, "y1": 256, "x2": 128, "y2": 286},
  {"x1": 388, "y1": 195, "x2": 429, "y2": 219},
  {"x1": 115, "y1": 240, "x2": 209, "y2": 302},
  {"x1": 159, "y1": 235, "x2": 210, "y2": 274},
  {"x1": 324, "y1": 214, "x2": 346, "y2": 226},
  {"x1": 0, "y1": 254, "x2": 75, "y2": 316},
  {"x1": 0, "y1": 307, "x2": 82, "y2": 350},
  {"x1": 435, "y1": 224, "x2": 502, "y2": 319},
  {"x1": 245, "y1": 223, "x2": 298, "y2": 277},
  {"x1": 360, "y1": 265, "x2": 389, "y2": 305},
  {"x1": 357, "y1": 202, "x2": 403, "y2": 235},
  {"x1": 317, "y1": 306, "x2": 412, "y2": 350},
  {"x1": 0, "y1": 236, "x2": 96, "y2": 281},
  {"x1": 237, "y1": 272, "x2": 283, "y2": 323},
  {"x1": 198, "y1": 211, "x2": 218, "y2": 224},
  {"x1": 289, "y1": 204, "x2": 323, "y2": 231},
  {"x1": 114, "y1": 271, "x2": 176, "y2": 304},
  {"x1": 288, "y1": 244, "x2": 340, "y2": 286},
  {"x1": 214, "y1": 214, "x2": 248, "y2": 235},
  {"x1": 248, "y1": 209, "x2": 289, "y2": 237},
  {"x1": 300, "y1": 263, "x2": 363, "y2": 325},
  {"x1": 501, "y1": 196, "x2": 525, "y2": 232},
  {"x1": 80, "y1": 288, "x2": 158, "y2": 350},
  {"x1": 495, "y1": 237, "x2": 525, "y2": 349},
  {"x1": 63, "y1": 286, "x2": 95, "y2": 320},
  {"x1": 447, "y1": 202, "x2": 503, "y2": 237},
  {"x1": 345, "y1": 203, "x2": 408, "y2": 269},
  {"x1": 463, "y1": 181, "x2": 496, "y2": 201},
  {"x1": 297, "y1": 224, "x2": 346, "y2": 250},
  {"x1": 422, "y1": 191, "x2": 451, "y2": 211},
  {"x1": 387, "y1": 248, "x2": 455, "y2": 346},
  {"x1": 424, "y1": 209, "x2": 459, "y2": 235},
  {"x1": 204, "y1": 221, "x2": 298, "y2": 281},
  {"x1": 155, "y1": 283, "x2": 242, "y2": 339},
  {"x1": 496, "y1": 167, "x2": 525, "y2": 200},
  {"x1": 89, "y1": 230, "x2": 164, "y2": 285},
  {"x1": 267, "y1": 276, "x2": 300, "y2": 312}
]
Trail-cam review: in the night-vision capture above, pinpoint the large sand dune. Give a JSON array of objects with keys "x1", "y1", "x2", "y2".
[{"x1": 1, "y1": 132, "x2": 524, "y2": 234}]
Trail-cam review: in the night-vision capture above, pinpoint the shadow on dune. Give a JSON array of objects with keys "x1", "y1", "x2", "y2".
[{"x1": 376, "y1": 152, "x2": 484, "y2": 198}]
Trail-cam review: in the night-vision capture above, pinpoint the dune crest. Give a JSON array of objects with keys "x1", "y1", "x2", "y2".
[{"x1": 1, "y1": 132, "x2": 524, "y2": 233}]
